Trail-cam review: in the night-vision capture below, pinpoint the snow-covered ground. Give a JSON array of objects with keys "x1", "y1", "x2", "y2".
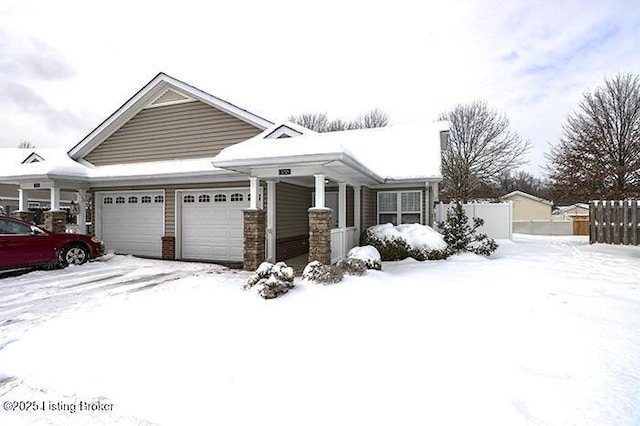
[{"x1": 0, "y1": 235, "x2": 639, "y2": 425}]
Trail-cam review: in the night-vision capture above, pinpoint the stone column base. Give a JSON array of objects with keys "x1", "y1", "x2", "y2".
[
  {"x1": 162, "y1": 236, "x2": 176, "y2": 260},
  {"x1": 244, "y1": 209, "x2": 266, "y2": 271},
  {"x1": 12, "y1": 211, "x2": 35, "y2": 224},
  {"x1": 308, "y1": 207, "x2": 332, "y2": 265},
  {"x1": 44, "y1": 210, "x2": 68, "y2": 233}
]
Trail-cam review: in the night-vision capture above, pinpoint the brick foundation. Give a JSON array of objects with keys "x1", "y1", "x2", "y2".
[
  {"x1": 276, "y1": 234, "x2": 309, "y2": 262},
  {"x1": 308, "y1": 208, "x2": 332, "y2": 265},
  {"x1": 12, "y1": 211, "x2": 35, "y2": 224},
  {"x1": 243, "y1": 209, "x2": 266, "y2": 271},
  {"x1": 44, "y1": 210, "x2": 67, "y2": 233},
  {"x1": 162, "y1": 236, "x2": 176, "y2": 260}
]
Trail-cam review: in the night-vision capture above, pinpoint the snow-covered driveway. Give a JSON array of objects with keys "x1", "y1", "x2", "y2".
[{"x1": 0, "y1": 235, "x2": 639, "y2": 425}]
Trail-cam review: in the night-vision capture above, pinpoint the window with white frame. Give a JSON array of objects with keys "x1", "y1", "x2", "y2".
[{"x1": 377, "y1": 191, "x2": 422, "y2": 225}]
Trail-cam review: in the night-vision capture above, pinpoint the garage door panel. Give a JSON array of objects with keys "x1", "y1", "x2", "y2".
[
  {"x1": 181, "y1": 189, "x2": 248, "y2": 262},
  {"x1": 99, "y1": 191, "x2": 164, "y2": 258}
]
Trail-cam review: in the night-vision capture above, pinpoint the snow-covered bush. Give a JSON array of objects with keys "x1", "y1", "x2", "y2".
[
  {"x1": 360, "y1": 223, "x2": 449, "y2": 261},
  {"x1": 245, "y1": 261, "x2": 294, "y2": 299},
  {"x1": 347, "y1": 245, "x2": 382, "y2": 270},
  {"x1": 335, "y1": 257, "x2": 368, "y2": 276},
  {"x1": 437, "y1": 202, "x2": 498, "y2": 256},
  {"x1": 302, "y1": 261, "x2": 344, "y2": 284}
]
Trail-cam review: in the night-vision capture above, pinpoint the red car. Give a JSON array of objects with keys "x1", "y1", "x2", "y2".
[{"x1": 0, "y1": 215, "x2": 105, "y2": 271}]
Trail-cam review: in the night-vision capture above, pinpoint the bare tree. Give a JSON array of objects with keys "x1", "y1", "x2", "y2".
[
  {"x1": 18, "y1": 140, "x2": 36, "y2": 149},
  {"x1": 439, "y1": 101, "x2": 530, "y2": 201},
  {"x1": 546, "y1": 73, "x2": 640, "y2": 202},
  {"x1": 288, "y1": 112, "x2": 330, "y2": 132},
  {"x1": 352, "y1": 108, "x2": 389, "y2": 129},
  {"x1": 289, "y1": 109, "x2": 389, "y2": 132},
  {"x1": 498, "y1": 170, "x2": 549, "y2": 198}
]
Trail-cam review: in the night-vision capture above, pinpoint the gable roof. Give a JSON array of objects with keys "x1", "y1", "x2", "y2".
[
  {"x1": 68, "y1": 72, "x2": 274, "y2": 160},
  {"x1": 500, "y1": 190, "x2": 553, "y2": 206},
  {"x1": 214, "y1": 122, "x2": 446, "y2": 182}
]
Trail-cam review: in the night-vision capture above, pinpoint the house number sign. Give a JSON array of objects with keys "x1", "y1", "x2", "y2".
[{"x1": 278, "y1": 168, "x2": 291, "y2": 175}]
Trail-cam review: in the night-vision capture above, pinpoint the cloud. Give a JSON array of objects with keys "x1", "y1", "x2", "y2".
[
  {"x1": 0, "y1": 28, "x2": 75, "y2": 80},
  {"x1": 3, "y1": 82, "x2": 89, "y2": 131}
]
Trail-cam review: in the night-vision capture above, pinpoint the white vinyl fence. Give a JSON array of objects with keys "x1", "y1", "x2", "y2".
[
  {"x1": 513, "y1": 220, "x2": 573, "y2": 236},
  {"x1": 435, "y1": 202, "x2": 513, "y2": 240}
]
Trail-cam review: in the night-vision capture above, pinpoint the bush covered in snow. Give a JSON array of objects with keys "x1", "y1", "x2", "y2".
[
  {"x1": 335, "y1": 257, "x2": 368, "y2": 276},
  {"x1": 360, "y1": 223, "x2": 449, "y2": 261},
  {"x1": 347, "y1": 245, "x2": 382, "y2": 271},
  {"x1": 302, "y1": 261, "x2": 344, "y2": 284},
  {"x1": 245, "y1": 262, "x2": 294, "y2": 299},
  {"x1": 437, "y1": 202, "x2": 498, "y2": 256}
]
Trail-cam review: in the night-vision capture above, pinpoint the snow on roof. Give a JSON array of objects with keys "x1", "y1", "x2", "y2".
[
  {"x1": 500, "y1": 190, "x2": 553, "y2": 206},
  {"x1": 214, "y1": 122, "x2": 446, "y2": 181},
  {"x1": 0, "y1": 148, "x2": 35, "y2": 167},
  {"x1": 0, "y1": 156, "x2": 233, "y2": 183}
]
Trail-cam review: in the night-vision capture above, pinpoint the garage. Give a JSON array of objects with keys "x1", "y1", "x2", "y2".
[
  {"x1": 179, "y1": 188, "x2": 250, "y2": 262},
  {"x1": 96, "y1": 191, "x2": 164, "y2": 257}
]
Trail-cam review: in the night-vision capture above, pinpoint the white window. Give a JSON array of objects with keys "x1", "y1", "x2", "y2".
[{"x1": 377, "y1": 191, "x2": 422, "y2": 225}]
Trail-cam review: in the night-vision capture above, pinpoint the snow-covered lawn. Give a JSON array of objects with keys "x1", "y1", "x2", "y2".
[{"x1": 1, "y1": 235, "x2": 639, "y2": 425}]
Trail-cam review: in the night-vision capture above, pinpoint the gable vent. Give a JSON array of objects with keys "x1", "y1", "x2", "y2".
[{"x1": 149, "y1": 89, "x2": 191, "y2": 106}]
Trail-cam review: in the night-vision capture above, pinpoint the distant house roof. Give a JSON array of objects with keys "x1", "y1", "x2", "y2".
[
  {"x1": 500, "y1": 190, "x2": 553, "y2": 206},
  {"x1": 554, "y1": 203, "x2": 590, "y2": 215}
]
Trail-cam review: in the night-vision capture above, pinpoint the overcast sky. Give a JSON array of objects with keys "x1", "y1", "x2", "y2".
[{"x1": 0, "y1": 0, "x2": 638, "y2": 176}]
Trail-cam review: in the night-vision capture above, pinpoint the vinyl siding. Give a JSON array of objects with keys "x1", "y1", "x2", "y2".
[
  {"x1": 84, "y1": 101, "x2": 263, "y2": 165},
  {"x1": 361, "y1": 186, "x2": 376, "y2": 230},
  {"x1": 346, "y1": 186, "x2": 354, "y2": 228},
  {"x1": 276, "y1": 182, "x2": 311, "y2": 239}
]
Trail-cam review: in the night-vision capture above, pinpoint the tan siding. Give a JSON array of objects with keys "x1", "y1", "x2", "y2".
[
  {"x1": 361, "y1": 186, "x2": 376, "y2": 230},
  {"x1": 276, "y1": 182, "x2": 311, "y2": 239},
  {"x1": 346, "y1": 186, "x2": 354, "y2": 227},
  {"x1": 85, "y1": 101, "x2": 263, "y2": 165},
  {"x1": 92, "y1": 181, "x2": 249, "y2": 238},
  {"x1": 505, "y1": 194, "x2": 552, "y2": 221}
]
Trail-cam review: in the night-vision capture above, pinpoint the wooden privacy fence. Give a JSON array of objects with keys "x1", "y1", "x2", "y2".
[{"x1": 589, "y1": 200, "x2": 640, "y2": 245}]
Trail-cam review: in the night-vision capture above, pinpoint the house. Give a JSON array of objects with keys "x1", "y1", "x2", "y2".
[
  {"x1": 0, "y1": 148, "x2": 75, "y2": 221},
  {"x1": 0, "y1": 73, "x2": 446, "y2": 268},
  {"x1": 500, "y1": 190, "x2": 552, "y2": 221},
  {"x1": 553, "y1": 203, "x2": 590, "y2": 220}
]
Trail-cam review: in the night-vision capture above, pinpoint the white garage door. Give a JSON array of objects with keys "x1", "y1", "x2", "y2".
[
  {"x1": 97, "y1": 191, "x2": 164, "y2": 257},
  {"x1": 180, "y1": 189, "x2": 250, "y2": 261}
]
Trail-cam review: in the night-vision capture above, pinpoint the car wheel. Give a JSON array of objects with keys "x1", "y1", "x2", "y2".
[{"x1": 58, "y1": 244, "x2": 90, "y2": 267}]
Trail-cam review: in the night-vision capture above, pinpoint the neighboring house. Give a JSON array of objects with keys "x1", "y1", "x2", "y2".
[
  {"x1": 553, "y1": 203, "x2": 590, "y2": 220},
  {"x1": 500, "y1": 190, "x2": 552, "y2": 221},
  {"x1": 0, "y1": 148, "x2": 75, "y2": 220},
  {"x1": 0, "y1": 73, "x2": 446, "y2": 268}
]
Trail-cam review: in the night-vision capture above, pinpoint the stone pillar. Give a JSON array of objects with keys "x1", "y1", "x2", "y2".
[
  {"x1": 13, "y1": 210, "x2": 35, "y2": 223},
  {"x1": 162, "y1": 236, "x2": 176, "y2": 260},
  {"x1": 44, "y1": 210, "x2": 67, "y2": 233},
  {"x1": 243, "y1": 209, "x2": 266, "y2": 271},
  {"x1": 308, "y1": 207, "x2": 332, "y2": 264}
]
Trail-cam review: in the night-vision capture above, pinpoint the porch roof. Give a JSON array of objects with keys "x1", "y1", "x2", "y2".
[{"x1": 213, "y1": 122, "x2": 446, "y2": 182}]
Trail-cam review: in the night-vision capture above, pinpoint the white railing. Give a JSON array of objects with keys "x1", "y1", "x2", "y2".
[{"x1": 330, "y1": 226, "x2": 359, "y2": 263}]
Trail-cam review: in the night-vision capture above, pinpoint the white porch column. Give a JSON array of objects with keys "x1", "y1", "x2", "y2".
[
  {"x1": 314, "y1": 174, "x2": 326, "y2": 208},
  {"x1": 249, "y1": 177, "x2": 259, "y2": 210},
  {"x1": 338, "y1": 182, "x2": 347, "y2": 258},
  {"x1": 77, "y1": 189, "x2": 87, "y2": 234},
  {"x1": 266, "y1": 180, "x2": 276, "y2": 262},
  {"x1": 50, "y1": 187, "x2": 61, "y2": 211},
  {"x1": 18, "y1": 188, "x2": 27, "y2": 211},
  {"x1": 431, "y1": 181, "x2": 439, "y2": 202},
  {"x1": 338, "y1": 182, "x2": 346, "y2": 229},
  {"x1": 354, "y1": 186, "x2": 361, "y2": 232}
]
